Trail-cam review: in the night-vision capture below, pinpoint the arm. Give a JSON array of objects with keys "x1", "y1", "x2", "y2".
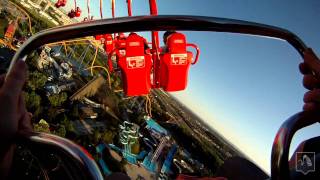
[{"x1": 0, "y1": 60, "x2": 32, "y2": 178}]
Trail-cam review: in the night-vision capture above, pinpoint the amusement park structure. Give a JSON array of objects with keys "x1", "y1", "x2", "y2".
[
  {"x1": 5, "y1": 0, "x2": 320, "y2": 179},
  {"x1": 4, "y1": 20, "x2": 18, "y2": 42},
  {"x1": 103, "y1": 116, "x2": 177, "y2": 177},
  {"x1": 104, "y1": 0, "x2": 200, "y2": 96},
  {"x1": 0, "y1": 1, "x2": 34, "y2": 51},
  {"x1": 52, "y1": 0, "x2": 200, "y2": 97},
  {"x1": 119, "y1": 121, "x2": 139, "y2": 164},
  {"x1": 2, "y1": 2, "x2": 200, "y2": 177}
]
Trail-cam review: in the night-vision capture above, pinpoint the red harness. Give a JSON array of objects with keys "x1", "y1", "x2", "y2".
[
  {"x1": 118, "y1": 33, "x2": 152, "y2": 96},
  {"x1": 160, "y1": 33, "x2": 193, "y2": 91}
]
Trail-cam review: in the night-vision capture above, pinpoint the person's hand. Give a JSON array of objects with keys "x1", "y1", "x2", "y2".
[
  {"x1": 0, "y1": 60, "x2": 32, "y2": 178},
  {"x1": 0, "y1": 60, "x2": 32, "y2": 137},
  {"x1": 299, "y1": 48, "x2": 320, "y2": 111}
]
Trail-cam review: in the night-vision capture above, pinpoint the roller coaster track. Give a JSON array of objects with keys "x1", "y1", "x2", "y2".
[
  {"x1": 85, "y1": 65, "x2": 111, "y2": 89},
  {"x1": 47, "y1": 38, "x2": 107, "y2": 82},
  {"x1": 46, "y1": 38, "x2": 97, "y2": 46},
  {"x1": 1, "y1": 1, "x2": 33, "y2": 51},
  {"x1": 0, "y1": 39, "x2": 17, "y2": 51},
  {"x1": 8, "y1": 0, "x2": 34, "y2": 36},
  {"x1": 49, "y1": 39, "x2": 117, "y2": 97}
]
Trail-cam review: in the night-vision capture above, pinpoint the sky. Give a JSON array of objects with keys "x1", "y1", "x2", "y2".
[{"x1": 59, "y1": 0, "x2": 320, "y2": 174}]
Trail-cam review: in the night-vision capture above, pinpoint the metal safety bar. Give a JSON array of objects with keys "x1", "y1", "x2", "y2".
[
  {"x1": 14, "y1": 132, "x2": 103, "y2": 180},
  {"x1": 271, "y1": 111, "x2": 320, "y2": 180}
]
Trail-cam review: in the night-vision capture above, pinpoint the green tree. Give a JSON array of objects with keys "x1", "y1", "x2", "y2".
[
  {"x1": 71, "y1": 105, "x2": 79, "y2": 118},
  {"x1": 93, "y1": 130, "x2": 102, "y2": 144},
  {"x1": 24, "y1": 91, "x2": 42, "y2": 118},
  {"x1": 102, "y1": 130, "x2": 114, "y2": 144},
  {"x1": 24, "y1": 91, "x2": 41, "y2": 110},
  {"x1": 54, "y1": 125, "x2": 66, "y2": 137},
  {"x1": 0, "y1": 17, "x2": 8, "y2": 38},
  {"x1": 61, "y1": 115, "x2": 75, "y2": 133},
  {"x1": 48, "y1": 92, "x2": 68, "y2": 107},
  {"x1": 26, "y1": 51, "x2": 39, "y2": 70},
  {"x1": 27, "y1": 71, "x2": 47, "y2": 90},
  {"x1": 47, "y1": 108, "x2": 59, "y2": 122},
  {"x1": 16, "y1": 21, "x2": 28, "y2": 37},
  {"x1": 33, "y1": 119, "x2": 50, "y2": 133}
]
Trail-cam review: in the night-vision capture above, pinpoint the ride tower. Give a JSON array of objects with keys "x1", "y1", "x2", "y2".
[{"x1": 119, "y1": 121, "x2": 140, "y2": 164}]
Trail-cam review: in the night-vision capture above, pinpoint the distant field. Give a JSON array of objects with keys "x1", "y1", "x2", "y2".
[{"x1": 0, "y1": 18, "x2": 8, "y2": 38}]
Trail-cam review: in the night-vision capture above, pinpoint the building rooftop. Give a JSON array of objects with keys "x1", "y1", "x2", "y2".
[{"x1": 145, "y1": 118, "x2": 168, "y2": 136}]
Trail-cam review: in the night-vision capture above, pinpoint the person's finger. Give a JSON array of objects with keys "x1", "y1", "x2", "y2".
[
  {"x1": 303, "y1": 89, "x2": 320, "y2": 103},
  {"x1": 18, "y1": 93, "x2": 33, "y2": 132},
  {"x1": 18, "y1": 112, "x2": 33, "y2": 133},
  {"x1": 1, "y1": 60, "x2": 27, "y2": 99},
  {"x1": 299, "y1": 63, "x2": 311, "y2": 75},
  {"x1": 303, "y1": 102, "x2": 320, "y2": 111},
  {"x1": 303, "y1": 48, "x2": 320, "y2": 76},
  {"x1": 0, "y1": 74, "x2": 5, "y2": 87},
  {"x1": 18, "y1": 93, "x2": 27, "y2": 115},
  {"x1": 303, "y1": 75, "x2": 320, "y2": 90}
]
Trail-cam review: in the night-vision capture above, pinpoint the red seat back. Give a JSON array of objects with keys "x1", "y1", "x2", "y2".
[
  {"x1": 115, "y1": 35, "x2": 127, "y2": 57},
  {"x1": 167, "y1": 33, "x2": 187, "y2": 53},
  {"x1": 115, "y1": 39, "x2": 126, "y2": 49},
  {"x1": 118, "y1": 33, "x2": 152, "y2": 96},
  {"x1": 75, "y1": 7, "x2": 81, "y2": 17},
  {"x1": 68, "y1": 10, "x2": 75, "y2": 18},
  {"x1": 95, "y1": 34, "x2": 104, "y2": 41},
  {"x1": 125, "y1": 33, "x2": 145, "y2": 56},
  {"x1": 160, "y1": 33, "x2": 193, "y2": 91},
  {"x1": 55, "y1": 0, "x2": 66, "y2": 7},
  {"x1": 104, "y1": 34, "x2": 114, "y2": 54}
]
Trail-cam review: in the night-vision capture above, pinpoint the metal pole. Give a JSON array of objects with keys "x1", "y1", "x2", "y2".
[
  {"x1": 127, "y1": 0, "x2": 132, "y2": 16},
  {"x1": 111, "y1": 0, "x2": 116, "y2": 37},
  {"x1": 111, "y1": 0, "x2": 115, "y2": 18},
  {"x1": 149, "y1": 0, "x2": 160, "y2": 88},
  {"x1": 87, "y1": 0, "x2": 90, "y2": 19},
  {"x1": 100, "y1": 0, "x2": 103, "y2": 18}
]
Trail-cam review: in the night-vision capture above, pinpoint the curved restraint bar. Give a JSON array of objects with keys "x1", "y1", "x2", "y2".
[
  {"x1": 15, "y1": 132, "x2": 104, "y2": 180},
  {"x1": 9, "y1": 15, "x2": 308, "y2": 70},
  {"x1": 271, "y1": 111, "x2": 320, "y2": 180}
]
